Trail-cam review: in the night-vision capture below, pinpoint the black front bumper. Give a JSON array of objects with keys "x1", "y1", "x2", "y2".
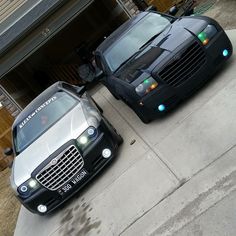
[
  {"x1": 17, "y1": 119, "x2": 122, "y2": 214},
  {"x1": 137, "y1": 30, "x2": 232, "y2": 120}
]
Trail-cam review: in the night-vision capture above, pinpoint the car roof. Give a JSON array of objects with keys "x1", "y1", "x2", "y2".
[
  {"x1": 96, "y1": 12, "x2": 149, "y2": 54},
  {"x1": 13, "y1": 81, "x2": 68, "y2": 128}
]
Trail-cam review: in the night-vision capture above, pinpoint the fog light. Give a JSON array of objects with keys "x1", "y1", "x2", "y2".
[
  {"x1": 102, "y1": 148, "x2": 111, "y2": 159},
  {"x1": 28, "y1": 179, "x2": 37, "y2": 188},
  {"x1": 37, "y1": 204, "x2": 47, "y2": 213},
  {"x1": 79, "y1": 136, "x2": 88, "y2": 144},
  {"x1": 158, "y1": 104, "x2": 166, "y2": 112},
  {"x1": 223, "y1": 49, "x2": 229, "y2": 57}
]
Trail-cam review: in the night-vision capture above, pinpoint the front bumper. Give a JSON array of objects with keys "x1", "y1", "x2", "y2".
[
  {"x1": 17, "y1": 119, "x2": 121, "y2": 214},
  {"x1": 138, "y1": 30, "x2": 232, "y2": 120}
]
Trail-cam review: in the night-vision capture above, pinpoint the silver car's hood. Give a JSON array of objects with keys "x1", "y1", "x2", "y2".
[{"x1": 12, "y1": 103, "x2": 89, "y2": 188}]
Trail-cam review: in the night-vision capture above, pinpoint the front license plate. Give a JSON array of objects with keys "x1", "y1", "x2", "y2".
[{"x1": 57, "y1": 169, "x2": 88, "y2": 195}]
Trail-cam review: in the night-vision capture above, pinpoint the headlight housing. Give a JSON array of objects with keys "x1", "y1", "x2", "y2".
[
  {"x1": 18, "y1": 178, "x2": 40, "y2": 198},
  {"x1": 197, "y1": 25, "x2": 218, "y2": 46},
  {"x1": 135, "y1": 77, "x2": 158, "y2": 97},
  {"x1": 76, "y1": 126, "x2": 98, "y2": 150}
]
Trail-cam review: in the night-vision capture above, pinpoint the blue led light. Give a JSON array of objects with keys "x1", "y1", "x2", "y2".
[
  {"x1": 158, "y1": 104, "x2": 166, "y2": 112},
  {"x1": 223, "y1": 49, "x2": 229, "y2": 57}
]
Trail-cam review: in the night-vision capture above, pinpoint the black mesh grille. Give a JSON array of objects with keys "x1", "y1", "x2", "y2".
[{"x1": 158, "y1": 42, "x2": 206, "y2": 87}]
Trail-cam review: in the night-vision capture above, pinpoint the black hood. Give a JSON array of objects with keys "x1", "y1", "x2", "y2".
[
  {"x1": 115, "y1": 46, "x2": 164, "y2": 83},
  {"x1": 115, "y1": 16, "x2": 208, "y2": 84}
]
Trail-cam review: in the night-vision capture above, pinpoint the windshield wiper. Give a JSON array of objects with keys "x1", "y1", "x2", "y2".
[
  {"x1": 114, "y1": 33, "x2": 163, "y2": 73},
  {"x1": 114, "y1": 51, "x2": 140, "y2": 72},
  {"x1": 139, "y1": 32, "x2": 162, "y2": 50}
]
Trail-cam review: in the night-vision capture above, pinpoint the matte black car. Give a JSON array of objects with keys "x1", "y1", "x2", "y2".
[
  {"x1": 7, "y1": 82, "x2": 122, "y2": 214},
  {"x1": 94, "y1": 11, "x2": 232, "y2": 123}
]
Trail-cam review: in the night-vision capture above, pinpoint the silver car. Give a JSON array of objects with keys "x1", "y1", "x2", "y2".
[{"x1": 6, "y1": 82, "x2": 123, "y2": 214}]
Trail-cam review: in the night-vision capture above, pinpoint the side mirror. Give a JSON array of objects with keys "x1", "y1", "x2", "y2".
[
  {"x1": 4, "y1": 147, "x2": 13, "y2": 156},
  {"x1": 76, "y1": 86, "x2": 86, "y2": 96},
  {"x1": 95, "y1": 69, "x2": 104, "y2": 81},
  {"x1": 169, "y1": 6, "x2": 178, "y2": 16}
]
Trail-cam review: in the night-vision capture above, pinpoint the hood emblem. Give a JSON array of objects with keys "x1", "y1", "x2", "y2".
[
  {"x1": 50, "y1": 158, "x2": 58, "y2": 165},
  {"x1": 173, "y1": 53, "x2": 181, "y2": 61}
]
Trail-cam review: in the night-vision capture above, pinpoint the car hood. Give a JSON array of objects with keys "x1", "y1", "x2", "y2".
[
  {"x1": 116, "y1": 17, "x2": 208, "y2": 84},
  {"x1": 12, "y1": 103, "x2": 89, "y2": 188}
]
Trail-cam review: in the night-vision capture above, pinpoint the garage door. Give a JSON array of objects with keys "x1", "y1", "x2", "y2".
[{"x1": 0, "y1": 0, "x2": 94, "y2": 79}]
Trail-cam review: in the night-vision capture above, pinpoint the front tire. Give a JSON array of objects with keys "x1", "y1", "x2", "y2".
[
  {"x1": 102, "y1": 116, "x2": 123, "y2": 145},
  {"x1": 116, "y1": 133, "x2": 123, "y2": 145}
]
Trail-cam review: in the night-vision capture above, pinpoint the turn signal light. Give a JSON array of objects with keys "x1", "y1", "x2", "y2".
[{"x1": 135, "y1": 77, "x2": 159, "y2": 97}]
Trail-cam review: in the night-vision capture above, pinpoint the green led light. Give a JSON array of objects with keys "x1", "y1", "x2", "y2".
[
  {"x1": 143, "y1": 79, "x2": 149, "y2": 84},
  {"x1": 198, "y1": 32, "x2": 207, "y2": 42}
]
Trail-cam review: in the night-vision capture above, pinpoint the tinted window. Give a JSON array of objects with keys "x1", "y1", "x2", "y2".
[
  {"x1": 13, "y1": 92, "x2": 77, "y2": 154},
  {"x1": 104, "y1": 13, "x2": 171, "y2": 72}
]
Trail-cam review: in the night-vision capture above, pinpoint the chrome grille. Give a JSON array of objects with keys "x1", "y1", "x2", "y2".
[
  {"x1": 36, "y1": 145, "x2": 84, "y2": 191},
  {"x1": 158, "y1": 41, "x2": 206, "y2": 87}
]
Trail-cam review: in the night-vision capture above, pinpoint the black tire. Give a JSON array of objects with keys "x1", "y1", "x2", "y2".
[
  {"x1": 103, "y1": 115, "x2": 123, "y2": 145},
  {"x1": 110, "y1": 90, "x2": 120, "y2": 100},
  {"x1": 116, "y1": 133, "x2": 123, "y2": 146}
]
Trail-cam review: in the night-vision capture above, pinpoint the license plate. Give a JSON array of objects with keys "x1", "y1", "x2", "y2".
[{"x1": 57, "y1": 169, "x2": 88, "y2": 195}]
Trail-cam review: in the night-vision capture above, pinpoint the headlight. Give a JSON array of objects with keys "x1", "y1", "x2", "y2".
[
  {"x1": 197, "y1": 25, "x2": 217, "y2": 46},
  {"x1": 76, "y1": 127, "x2": 98, "y2": 150},
  {"x1": 135, "y1": 77, "x2": 158, "y2": 97},
  {"x1": 18, "y1": 178, "x2": 40, "y2": 198}
]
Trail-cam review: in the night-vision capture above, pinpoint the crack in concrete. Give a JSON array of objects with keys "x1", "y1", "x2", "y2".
[
  {"x1": 149, "y1": 169, "x2": 236, "y2": 236},
  {"x1": 98, "y1": 90, "x2": 181, "y2": 182}
]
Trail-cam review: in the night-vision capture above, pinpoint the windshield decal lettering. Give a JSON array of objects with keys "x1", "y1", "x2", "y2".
[{"x1": 19, "y1": 96, "x2": 57, "y2": 129}]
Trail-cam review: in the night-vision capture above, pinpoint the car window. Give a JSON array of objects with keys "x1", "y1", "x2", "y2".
[
  {"x1": 13, "y1": 91, "x2": 77, "y2": 154},
  {"x1": 104, "y1": 13, "x2": 171, "y2": 72}
]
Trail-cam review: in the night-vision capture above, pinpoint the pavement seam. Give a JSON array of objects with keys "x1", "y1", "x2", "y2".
[
  {"x1": 98, "y1": 89, "x2": 181, "y2": 182},
  {"x1": 120, "y1": 144, "x2": 236, "y2": 236},
  {"x1": 119, "y1": 184, "x2": 182, "y2": 236},
  {"x1": 174, "y1": 187, "x2": 236, "y2": 235},
  {"x1": 48, "y1": 148, "x2": 173, "y2": 236},
  {"x1": 186, "y1": 142, "x2": 236, "y2": 182},
  {"x1": 153, "y1": 60, "x2": 234, "y2": 146},
  {"x1": 50, "y1": 79, "x2": 235, "y2": 236}
]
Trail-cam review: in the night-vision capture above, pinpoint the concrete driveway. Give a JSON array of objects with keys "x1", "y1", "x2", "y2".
[{"x1": 14, "y1": 29, "x2": 236, "y2": 236}]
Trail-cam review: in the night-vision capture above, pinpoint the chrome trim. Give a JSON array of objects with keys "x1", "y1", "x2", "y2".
[{"x1": 36, "y1": 145, "x2": 84, "y2": 191}]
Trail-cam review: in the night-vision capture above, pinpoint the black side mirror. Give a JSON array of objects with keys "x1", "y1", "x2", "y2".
[
  {"x1": 95, "y1": 69, "x2": 104, "y2": 81},
  {"x1": 4, "y1": 147, "x2": 13, "y2": 156},
  {"x1": 169, "y1": 6, "x2": 178, "y2": 16}
]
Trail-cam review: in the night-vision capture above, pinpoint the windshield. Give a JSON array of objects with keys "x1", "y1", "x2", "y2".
[
  {"x1": 104, "y1": 13, "x2": 171, "y2": 72},
  {"x1": 13, "y1": 91, "x2": 77, "y2": 154}
]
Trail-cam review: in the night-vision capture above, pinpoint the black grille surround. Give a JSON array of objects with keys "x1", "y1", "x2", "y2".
[
  {"x1": 36, "y1": 145, "x2": 84, "y2": 191},
  {"x1": 157, "y1": 41, "x2": 206, "y2": 87}
]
